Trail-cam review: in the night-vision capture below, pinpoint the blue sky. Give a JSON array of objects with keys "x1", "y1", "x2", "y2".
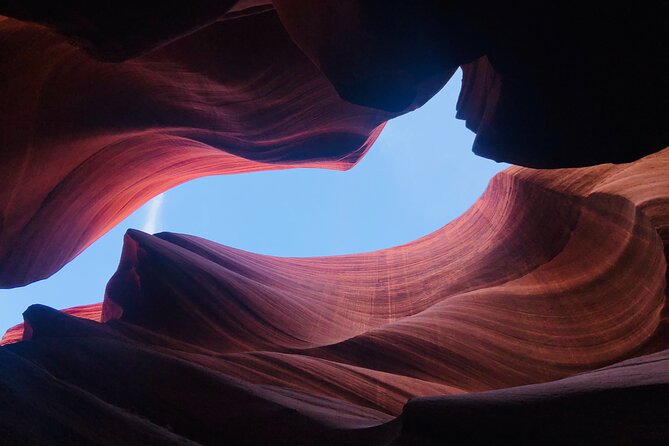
[{"x1": 0, "y1": 70, "x2": 507, "y2": 333}]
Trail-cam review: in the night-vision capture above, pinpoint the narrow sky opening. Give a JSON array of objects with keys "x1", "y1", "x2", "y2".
[{"x1": 0, "y1": 70, "x2": 507, "y2": 332}]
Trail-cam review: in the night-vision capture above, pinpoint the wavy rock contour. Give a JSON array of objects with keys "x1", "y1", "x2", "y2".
[
  {"x1": 2, "y1": 148, "x2": 668, "y2": 444},
  {"x1": 1, "y1": 1, "x2": 667, "y2": 287}
]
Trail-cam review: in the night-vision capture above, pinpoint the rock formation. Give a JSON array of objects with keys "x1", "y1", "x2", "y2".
[
  {"x1": 2, "y1": 148, "x2": 668, "y2": 444},
  {"x1": 0, "y1": 1, "x2": 667, "y2": 444},
  {"x1": 0, "y1": 1, "x2": 667, "y2": 287}
]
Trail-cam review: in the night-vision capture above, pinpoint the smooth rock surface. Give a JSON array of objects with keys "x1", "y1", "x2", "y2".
[{"x1": 2, "y1": 148, "x2": 668, "y2": 444}]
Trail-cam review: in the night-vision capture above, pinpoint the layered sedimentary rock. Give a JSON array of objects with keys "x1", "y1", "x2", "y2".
[
  {"x1": 1, "y1": 1, "x2": 667, "y2": 288},
  {"x1": 2, "y1": 148, "x2": 668, "y2": 444},
  {"x1": 0, "y1": 10, "x2": 391, "y2": 288},
  {"x1": 1, "y1": 1, "x2": 668, "y2": 443}
]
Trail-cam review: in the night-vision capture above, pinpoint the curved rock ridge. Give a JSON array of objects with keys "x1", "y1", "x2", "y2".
[
  {"x1": 1, "y1": 1, "x2": 668, "y2": 288},
  {"x1": 2, "y1": 1, "x2": 666, "y2": 162},
  {"x1": 2, "y1": 148, "x2": 668, "y2": 444},
  {"x1": 0, "y1": 12, "x2": 390, "y2": 288},
  {"x1": 0, "y1": 303, "x2": 101, "y2": 346}
]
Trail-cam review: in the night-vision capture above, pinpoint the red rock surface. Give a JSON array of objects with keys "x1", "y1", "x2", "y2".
[
  {"x1": 1, "y1": 2, "x2": 667, "y2": 443},
  {"x1": 2, "y1": 148, "x2": 668, "y2": 444},
  {"x1": 0, "y1": 11, "x2": 390, "y2": 288},
  {"x1": 1, "y1": 2, "x2": 667, "y2": 288}
]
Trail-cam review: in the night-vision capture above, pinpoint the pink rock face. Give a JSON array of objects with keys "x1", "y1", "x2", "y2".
[
  {"x1": 0, "y1": 2, "x2": 667, "y2": 444},
  {"x1": 1, "y1": 1, "x2": 667, "y2": 288},
  {"x1": 0, "y1": 12, "x2": 390, "y2": 288},
  {"x1": 2, "y1": 149, "x2": 668, "y2": 444}
]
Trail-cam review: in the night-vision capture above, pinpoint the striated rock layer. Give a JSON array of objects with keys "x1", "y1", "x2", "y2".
[
  {"x1": 0, "y1": 11, "x2": 392, "y2": 288},
  {"x1": 2, "y1": 148, "x2": 668, "y2": 445},
  {"x1": 1, "y1": 1, "x2": 667, "y2": 288}
]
